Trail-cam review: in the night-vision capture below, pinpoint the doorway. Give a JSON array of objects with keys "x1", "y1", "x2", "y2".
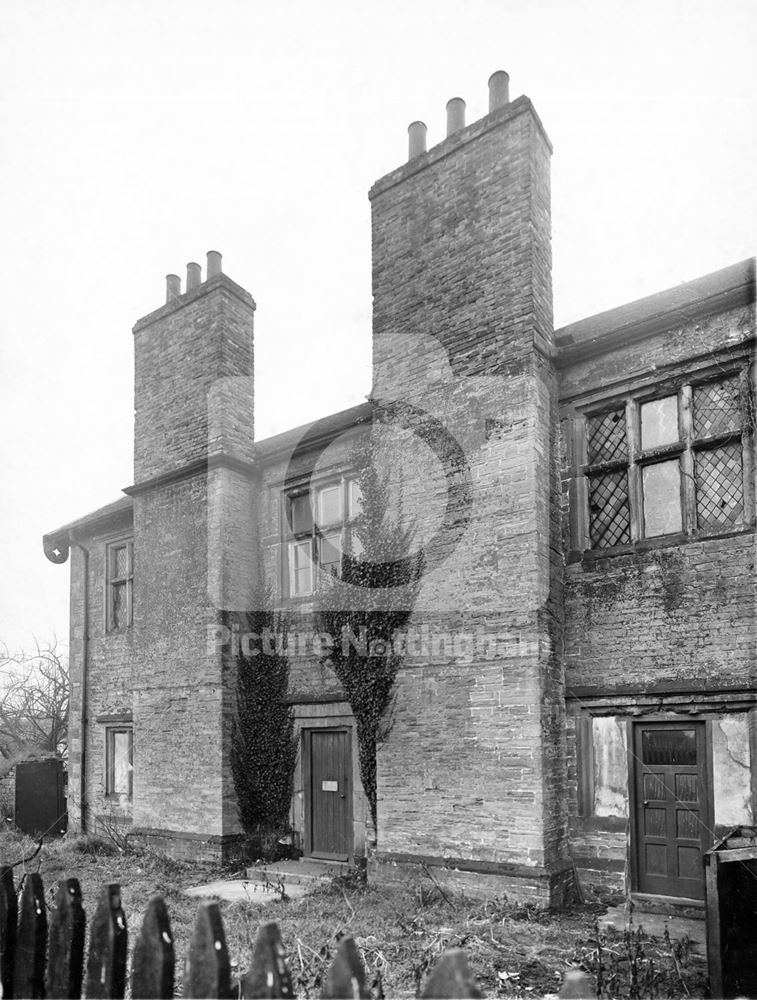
[
  {"x1": 303, "y1": 727, "x2": 351, "y2": 861},
  {"x1": 631, "y1": 721, "x2": 711, "y2": 900}
]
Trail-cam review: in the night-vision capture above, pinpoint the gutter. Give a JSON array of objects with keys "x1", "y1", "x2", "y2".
[{"x1": 69, "y1": 530, "x2": 90, "y2": 833}]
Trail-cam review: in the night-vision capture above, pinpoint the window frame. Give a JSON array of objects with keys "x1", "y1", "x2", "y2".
[
  {"x1": 105, "y1": 725, "x2": 133, "y2": 800},
  {"x1": 283, "y1": 477, "x2": 362, "y2": 598},
  {"x1": 105, "y1": 538, "x2": 134, "y2": 632},
  {"x1": 571, "y1": 363, "x2": 754, "y2": 556}
]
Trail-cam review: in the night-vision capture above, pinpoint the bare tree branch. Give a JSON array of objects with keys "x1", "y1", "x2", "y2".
[{"x1": 0, "y1": 639, "x2": 68, "y2": 772}]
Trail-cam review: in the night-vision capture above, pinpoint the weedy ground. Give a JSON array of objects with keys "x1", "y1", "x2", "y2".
[{"x1": 0, "y1": 831, "x2": 708, "y2": 998}]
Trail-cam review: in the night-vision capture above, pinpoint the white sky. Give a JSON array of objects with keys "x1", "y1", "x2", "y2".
[{"x1": 0, "y1": 0, "x2": 755, "y2": 656}]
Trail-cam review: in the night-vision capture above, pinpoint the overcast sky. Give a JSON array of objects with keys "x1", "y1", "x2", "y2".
[{"x1": 0, "y1": 0, "x2": 754, "y2": 657}]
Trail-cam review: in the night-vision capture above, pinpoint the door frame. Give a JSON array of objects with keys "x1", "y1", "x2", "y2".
[
  {"x1": 302, "y1": 725, "x2": 353, "y2": 862},
  {"x1": 628, "y1": 717, "x2": 715, "y2": 899}
]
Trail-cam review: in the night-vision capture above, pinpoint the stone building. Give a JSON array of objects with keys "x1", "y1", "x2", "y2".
[{"x1": 44, "y1": 72, "x2": 755, "y2": 909}]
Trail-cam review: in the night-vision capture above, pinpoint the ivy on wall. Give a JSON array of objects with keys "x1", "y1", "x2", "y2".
[
  {"x1": 230, "y1": 586, "x2": 297, "y2": 853},
  {"x1": 316, "y1": 429, "x2": 424, "y2": 833}
]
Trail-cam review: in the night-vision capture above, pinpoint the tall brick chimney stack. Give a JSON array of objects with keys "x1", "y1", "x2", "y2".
[
  {"x1": 369, "y1": 75, "x2": 569, "y2": 903},
  {"x1": 128, "y1": 258, "x2": 257, "y2": 857}
]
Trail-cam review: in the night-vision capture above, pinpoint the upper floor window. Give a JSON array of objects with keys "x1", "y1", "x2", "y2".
[
  {"x1": 106, "y1": 539, "x2": 133, "y2": 630},
  {"x1": 582, "y1": 369, "x2": 753, "y2": 550},
  {"x1": 286, "y1": 479, "x2": 362, "y2": 597}
]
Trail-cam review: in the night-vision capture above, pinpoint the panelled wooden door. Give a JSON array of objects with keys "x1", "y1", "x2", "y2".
[
  {"x1": 305, "y1": 728, "x2": 351, "y2": 861},
  {"x1": 632, "y1": 722, "x2": 710, "y2": 899}
]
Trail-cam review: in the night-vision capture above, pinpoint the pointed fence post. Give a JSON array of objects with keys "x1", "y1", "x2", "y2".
[
  {"x1": 421, "y1": 948, "x2": 483, "y2": 999},
  {"x1": 13, "y1": 872, "x2": 48, "y2": 999},
  {"x1": 46, "y1": 877, "x2": 86, "y2": 999},
  {"x1": 185, "y1": 901, "x2": 231, "y2": 999},
  {"x1": 0, "y1": 865, "x2": 18, "y2": 1000},
  {"x1": 85, "y1": 883, "x2": 128, "y2": 999},
  {"x1": 241, "y1": 921, "x2": 294, "y2": 998},
  {"x1": 321, "y1": 936, "x2": 369, "y2": 999},
  {"x1": 131, "y1": 896, "x2": 175, "y2": 999}
]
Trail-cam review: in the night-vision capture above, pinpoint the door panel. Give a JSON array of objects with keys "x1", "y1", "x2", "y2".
[
  {"x1": 633, "y1": 722, "x2": 709, "y2": 899},
  {"x1": 305, "y1": 728, "x2": 351, "y2": 861}
]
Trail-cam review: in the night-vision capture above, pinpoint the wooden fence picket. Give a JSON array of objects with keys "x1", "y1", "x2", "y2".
[
  {"x1": 13, "y1": 872, "x2": 47, "y2": 1000},
  {"x1": 131, "y1": 896, "x2": 175, "y2": 1000},
  {"x1": 0, "y1": 865, "x2": 499, "y2": 1000},
  {"x1": 0, "y1": 864, "x2": 18, "y2": 999},
  {"x1": 46, "y1": 877, "x2": 86, "y2": 1000},
  {"x1": 184, "y1": 900, "x2": 232, "y2": 999},
  {"x1": 242, "y1": 920, "x2": 295, "y2": 999},
  {"x1": 84, "y1": 883, "x2": 128, "y2": 999},
  {"x1": 420, "y1": 948, "x2": 483, "y2": 999},
  {"x1": 320, "y1": 935, "x2": 369, "y2": 999}
]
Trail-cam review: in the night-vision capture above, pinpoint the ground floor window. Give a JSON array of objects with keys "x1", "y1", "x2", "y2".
[
  {"x1": 590, "y1": 716, "x2": 628, "y2": 817},
  {"x1": 106, "y1": 726, "x2": 133, "y2": 800}
]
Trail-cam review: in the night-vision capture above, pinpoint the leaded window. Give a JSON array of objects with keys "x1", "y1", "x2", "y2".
[
  {"x1": 582, "y1": 368, "x2": 752, "y2": 550},
  {"x1": 106, "y1": 540, "x2": 133, "y2": 630}
]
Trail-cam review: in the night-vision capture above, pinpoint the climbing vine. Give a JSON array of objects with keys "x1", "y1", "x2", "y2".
[
  {"x1": 316, "y1": 426, "x2": 424, "y2": 833},
  {"x1": 230, "y1": 584, "x2": 297, "y2": 856}
]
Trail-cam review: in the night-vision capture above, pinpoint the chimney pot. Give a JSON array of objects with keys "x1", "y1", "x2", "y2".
[
  {"x1": 488, "y1": 70, "x2": 510, "y2": 112},
  {"x1": 166, "y1": 274, "x2": 181, "y2": 302},
  {"x1": 408, "y1": 121, "x2": 427, "y2": 160},
  {"x1": 207, "y1": 250, "x2": 222, "y2": 278},
  {"x1": 186, "y1": 262, "x2": 202, "y2": 290},
  {"x1": 446, "y1": 97, "x2": 466, "y2": 136}
]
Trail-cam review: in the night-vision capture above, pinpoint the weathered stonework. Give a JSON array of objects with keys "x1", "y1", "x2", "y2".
[
  {"x1": 559, "y1": 271, "x2": 756, "y2": 898},
  {"x1": 43, "y1": 76, "x2": 756, "y2": 906},
  {"x1": 368, "y1": 96, "x2": 569, "y2": 899}
]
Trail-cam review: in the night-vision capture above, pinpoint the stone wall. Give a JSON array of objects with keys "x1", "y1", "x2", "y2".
[
  {"x1": 558, "y1": 289, "x2": 756, "y2": 896},
  {"x1": 368, "y1": 94, "x2": 569, "y2": 893},
  {"x1": 560, "y1": 299, "x2": 755, "y2": 697},
  {"x1": 66, "y1": 509, "x2": 135, "y2": 835},
  {"x1": 128, "y1": 271, "x2": 258, "y2": 855}
]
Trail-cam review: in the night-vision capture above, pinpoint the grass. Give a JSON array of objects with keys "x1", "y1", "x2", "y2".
[{"x1": 0, "y1": 830, "x2": 708, "y2": 998}]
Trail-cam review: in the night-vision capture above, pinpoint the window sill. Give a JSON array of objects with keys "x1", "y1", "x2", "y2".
[{"x1": 578, "y1": 522, "x2": 755, "y2": 566}]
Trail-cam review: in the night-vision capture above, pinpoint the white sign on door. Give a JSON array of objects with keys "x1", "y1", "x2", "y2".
[{"x1": 321, "y1": 780, "x2": 338, "y2": 792}]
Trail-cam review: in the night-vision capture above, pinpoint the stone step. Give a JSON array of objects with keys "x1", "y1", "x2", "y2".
[
  {"x1": 600, "y1": 904, "x2": 706, "y2": 952},
  {"x1": 245, "y1": 858, "x2": 351, "y2": 887}
]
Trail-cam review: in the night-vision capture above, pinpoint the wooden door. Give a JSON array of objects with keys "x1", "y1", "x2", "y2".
[
  {"x1": 632, "y1": 722, "x2": 710, "y2": 899},
  {"x1": 305, "y1": 728, "x2": 351, "y2": 861}
]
